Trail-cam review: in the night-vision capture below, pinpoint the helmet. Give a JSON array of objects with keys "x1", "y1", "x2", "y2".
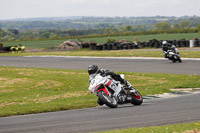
[
  {"x1": 162, "y1": 41, "x2": 167, "y2": 45},
  {"x1": 88, "y1": 64, "x2": 99, "y2": 75}
]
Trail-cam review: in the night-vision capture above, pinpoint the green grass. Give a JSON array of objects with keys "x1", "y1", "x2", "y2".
[
  {"x1": 82, "y1": 32, "x2": 199, "y2": 44},
  {"x1": 97, "y1": 121, "x2": 200, "y2": 133},
  {"x1": 1, "y1": 39, "x2": 66, "y2": 49},
  {"x1": 1, "y1": 33, "x2": 199, "y2": 49},
  {"x1": 0, "y1": 67, "x2": 200, "y2": 117},
  {"x1": 1, "y1": 50, "x2": 200, "y2": 58}
]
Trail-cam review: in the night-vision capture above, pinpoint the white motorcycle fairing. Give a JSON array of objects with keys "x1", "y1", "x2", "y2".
[{"x1": 88, "y1": 74, "x2": 122, "y2": 98}]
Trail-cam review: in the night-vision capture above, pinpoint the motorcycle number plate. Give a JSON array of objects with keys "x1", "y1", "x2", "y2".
[{"x1": 110, "y1": 82, "x2": 117, "y2": 90}]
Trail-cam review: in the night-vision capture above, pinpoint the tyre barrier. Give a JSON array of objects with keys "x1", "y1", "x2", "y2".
[
  {"x1": 0, "y1": 46, "x2": 12, "y2": 53},
  {"x1": 0, "y1": 46, "x2": 25, "y2": 53},
  {"x1": 10, "y1": 46, "x2": 25, "y2": 53},
  {"x1": 87, "y1": 38, "x2": 200, "y2": 50},
  {"x1": 89, "y1": 42, "x2": 146, "y2": 50}
]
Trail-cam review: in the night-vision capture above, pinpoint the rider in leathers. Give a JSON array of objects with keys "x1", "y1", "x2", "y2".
[
  {"x1": 162, "y1": 41, "x2": 179, "y2": 58},
  {"x1": 88, "y1": 64, "x2": 135, "y2": 105}
]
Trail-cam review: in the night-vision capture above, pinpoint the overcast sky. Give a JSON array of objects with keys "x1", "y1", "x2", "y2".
[{"x1": 0, "y1": 0, "x2": 200, "y2": 20}]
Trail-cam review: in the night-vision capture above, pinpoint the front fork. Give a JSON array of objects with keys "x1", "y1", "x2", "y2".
[{"x1": 97, "y1": 87, "x2": 110, "y2": 96}]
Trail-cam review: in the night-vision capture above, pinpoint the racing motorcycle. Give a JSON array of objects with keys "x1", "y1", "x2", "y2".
[
  {"x1": 164, "y1": 49, "x2": 182, "y2": 63},
  {"x1": 88, "y1": 73, "x2": 143, "y2": 108}
]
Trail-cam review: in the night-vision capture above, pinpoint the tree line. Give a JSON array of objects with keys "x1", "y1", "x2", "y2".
[{"x1": 0, "y1": 16, "x2": 200, "y2": 42}]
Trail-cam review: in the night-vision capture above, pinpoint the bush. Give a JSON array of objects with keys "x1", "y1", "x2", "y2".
[
  {"x1": 107, "y1": 38, "x2": 116, "y2": 43},
  {"x1": 198, "y1": 24, "x2": 200, "y2": 36}
]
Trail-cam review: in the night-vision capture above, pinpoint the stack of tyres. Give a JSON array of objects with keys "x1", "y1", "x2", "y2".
[
  {"x1": 96, "y1": 44, "x2": 103, "y2": 50},
  {"x1": 103, "y1": 43, "x2": 108, "y2": 50},
  {"x1": 194, "y1": 38, "x2": 200, "y2": 47},
  {"x1": 107, "y1": 43, "x2": 113, "y2": 50},
  {"x1": 89, "y1": 43, "x2": 97, "y2": 50}
]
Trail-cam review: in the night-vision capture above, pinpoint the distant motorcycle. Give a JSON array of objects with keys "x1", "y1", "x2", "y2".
[
  {"x1": 164, "y1": 49, "x2": 182, "y2": 63},
  {"x1": 88, "y1": 73, "x2": 143, "y2": 108}
]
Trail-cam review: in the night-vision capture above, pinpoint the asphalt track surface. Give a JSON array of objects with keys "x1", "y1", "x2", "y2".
[
  {"x1": 0, "y1": 56, "x2": 200, "y2": 75},
  {"x1": 0, "y1": 56, "x2": 200, "y2": 133},
  {"x1": 0, "y1": 93, "x2": 200, "y2": 133}
]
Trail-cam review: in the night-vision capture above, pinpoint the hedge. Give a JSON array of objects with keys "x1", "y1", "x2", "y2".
[{"x1": 1, "y1": 28, "x2": 198, "y2": 42}]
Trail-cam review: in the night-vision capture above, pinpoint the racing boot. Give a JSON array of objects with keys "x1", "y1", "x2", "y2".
[
  {"x1": 117, "y1": 90, "x2": 127, "y2": 104},
  {"x1": 123, "y1": 80, "x2": 136, "y2": 94},
  {"x1": 164, "y1": 52, "x2": 168, "y2": 58}
]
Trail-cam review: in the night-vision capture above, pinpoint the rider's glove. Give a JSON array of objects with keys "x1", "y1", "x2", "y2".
[
  {"x1": 104, "y1": 70, "x2": 111, "y2": 76},
  {"x1": 100, "y1": 69, "x2": 111, "y2": 76}
]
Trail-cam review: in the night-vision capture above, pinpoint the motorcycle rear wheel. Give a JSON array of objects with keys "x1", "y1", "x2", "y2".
[
  {"x1": 131, "y1": 90, "x2": 143, "y2": 105},
  {"x1": 98, "y1": 90, "x2": 118, "y2": 108}
]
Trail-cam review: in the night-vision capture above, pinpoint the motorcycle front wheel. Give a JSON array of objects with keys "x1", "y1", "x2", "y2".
[
  {"x1": 178, "y1": 58, "x2": 182, "y2": 63},
  {"x1": 97, "y1": 90, "x2": 118, "y2": 108},
  {"x1": 131, "y1": 90, "x2": 143, "y2": 105},
  {"x1": 175, "y1": 55, "x2": 182, "y2": 63}
]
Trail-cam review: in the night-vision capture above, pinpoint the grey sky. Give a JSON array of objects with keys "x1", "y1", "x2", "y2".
[{"x1": 0, "y1": 0, "x2": 200, "y2": 20}]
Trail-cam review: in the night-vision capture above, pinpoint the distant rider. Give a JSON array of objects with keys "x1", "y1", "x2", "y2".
[
  {"x1": 88, "y1": 64, "x2": 135, "y2": 105},
  {"x1": 162, "y1": 41, "x2": 179, "y2": 58}
]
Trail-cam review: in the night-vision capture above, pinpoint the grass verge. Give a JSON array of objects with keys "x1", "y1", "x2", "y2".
[
  {"x1": 0, "y1": 67, "x2": 200, "y2": 117},
  {"x1": 96, "y1": 121, "x2": 200, "y2": 133},
  {"x1": 0, "y1": 50, "x2": 200, "y2": 58}
]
